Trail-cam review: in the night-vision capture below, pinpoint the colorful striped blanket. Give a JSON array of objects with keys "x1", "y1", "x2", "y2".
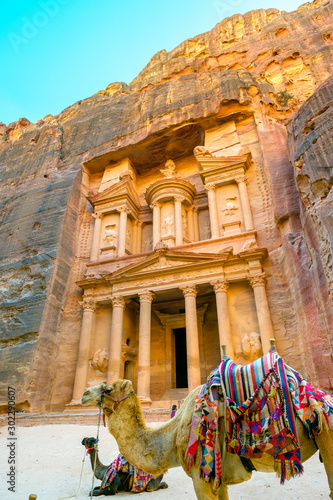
[
  {"x1": 101, "y1": 453, "x2": 153, "y2": 492},
  {"x1": 186, "y1": 352, "x2": 333, "y2": 489}
]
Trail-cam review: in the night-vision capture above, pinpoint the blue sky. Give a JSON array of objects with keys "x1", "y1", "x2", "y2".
[{"x1": 1, "y1": 0, "x2": 304, "y2": 125}]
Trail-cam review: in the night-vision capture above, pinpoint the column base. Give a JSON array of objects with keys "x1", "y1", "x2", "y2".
[
  {"x1": 138, "y1": 396, "x2": 152, "y2": 407},
  {"x1": 63, "y1": 400, "x2": 84, "y2": 412}
]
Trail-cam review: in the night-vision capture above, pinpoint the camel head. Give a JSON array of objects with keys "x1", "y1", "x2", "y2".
[{"x1": 81, "y1": 379, "x2": 134, "y2": 412}]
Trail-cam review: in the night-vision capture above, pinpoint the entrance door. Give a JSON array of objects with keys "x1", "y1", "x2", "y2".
[{"x1": 173, "y1": 328, "x2": 188, "y2": 388}]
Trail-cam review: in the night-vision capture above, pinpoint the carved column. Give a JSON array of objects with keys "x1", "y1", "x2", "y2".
[
  {"x1": 132, "y1": 221, "x2": 138, "y2": 255},
  {"x1": 90, "y1": 213, "x2": 102, "y2": 261},
  {"x1": 174, "y1": 196, "x2": 184, "y2": 246},
  {"x1": 137, "y1": 291, "x2": 155, "y2": 403},
  {"x1": 107, "y1": 296, "x2": 126, "y2": 383},
  {"x1": 117, "y1": 207, "x2": 129, "y2": 257},
  {"x1": 211, "y1": 281, "x2": 235, "y2": 360},
  {"x1": 136, "y1": 221, "x2": 143, "y2": 254},
  {"x1": 72, "y1": 298, "x2": 95, "y2": 402},
  {"x1": 235, "y1": 175, "x2": 254, "y2": 231},
  {"x1": 180, "y1": 285, "x2": 201, "y2": 392},
  {"x1": 187, "y1": 207, "x2": 195, "y2": 241},
  {"x1": 205, "y1": 184, "x2": 220, "y2": 239},
  {"x1": 193, "y1": 207, "x2": 200, "y2": 241},
  {"x1": 151, "y1": 202, "x2": 161, "y2": 249},
  {"x1": 248, "y1": 274, "x2": 274, "y2": 354}
]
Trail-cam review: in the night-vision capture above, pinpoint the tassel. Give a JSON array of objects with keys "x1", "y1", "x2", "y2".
[{"x1": 313, "y1": 406, "x2": 329, "y2": 434}]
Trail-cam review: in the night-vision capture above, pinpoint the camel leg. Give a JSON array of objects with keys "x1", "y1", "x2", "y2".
[
  {"x1": 315, "y1": 424, "x2": 333, "y2": 500},
  {"x1": 190, "y1": 465, "x2": 218, "y2": 500},
  {"x1": 217, "y1": 483, "x2": 229, "y2": 500},
  {"x1": 146, "y1": 474, "x2": 168, "y2": 491}
]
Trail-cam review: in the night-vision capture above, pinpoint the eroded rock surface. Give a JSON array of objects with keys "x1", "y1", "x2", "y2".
[{"x1": 0, "y1": 0, "x2": 332, "y2": 412}]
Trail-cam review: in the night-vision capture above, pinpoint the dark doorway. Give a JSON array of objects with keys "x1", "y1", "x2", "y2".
[{"x1": 173, "y1": 328, "x2": 188, "y2": 388}]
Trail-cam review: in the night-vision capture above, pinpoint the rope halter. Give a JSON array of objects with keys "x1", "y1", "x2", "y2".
[{"x1": 100, "y1": 384, "x2": 135, "y2": 414}]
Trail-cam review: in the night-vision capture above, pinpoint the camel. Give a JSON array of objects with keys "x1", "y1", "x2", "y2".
[
  {"x1": 81, "y1": 380, "x2": 333, "y2": 499},
  {"x1": 81, "y1": 437, "x2": 167, "y2": 496}
]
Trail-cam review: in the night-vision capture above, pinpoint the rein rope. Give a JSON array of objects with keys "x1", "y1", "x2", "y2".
[{"x1": 90, "y1": 406, "x2": 102, "y2": 499}]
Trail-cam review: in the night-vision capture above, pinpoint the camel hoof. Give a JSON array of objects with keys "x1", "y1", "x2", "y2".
[{"x1": 159, "y1": 482, "x2": 168, "y2": 489}]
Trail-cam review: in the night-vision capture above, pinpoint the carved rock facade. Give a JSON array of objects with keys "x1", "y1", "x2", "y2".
[{"x1": 0, "y1": 1, "x2": 333, "y2": 412}]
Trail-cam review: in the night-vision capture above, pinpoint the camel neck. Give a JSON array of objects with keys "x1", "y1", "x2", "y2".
[{"x1": 107, "y1": 397, "x2": 180, "y2": 474}]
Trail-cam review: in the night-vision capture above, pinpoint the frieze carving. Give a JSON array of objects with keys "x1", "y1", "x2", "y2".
[
  {"x1": 248, "y1": 274, "x2": 266, "y2": 288},
  {"x1": 180, "y1": 284, "x2": 197, "y2": 297}
]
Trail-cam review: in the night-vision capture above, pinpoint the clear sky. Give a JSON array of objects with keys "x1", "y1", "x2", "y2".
[{"x1": 1, "y1": 0, "x2": 304, "y2": 125}]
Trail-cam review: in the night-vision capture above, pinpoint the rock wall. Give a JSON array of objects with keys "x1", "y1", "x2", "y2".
[
  {"x1": 286, "y1": 74, "x2": 333, "y2": 388},
  {"x1": 0, "y1": 0, "x2": 332, "y2": 412}
]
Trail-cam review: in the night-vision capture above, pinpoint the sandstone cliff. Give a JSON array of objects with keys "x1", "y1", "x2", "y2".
[{"x1": 0, "y1": 0, "x2": 332, "y2": 412}]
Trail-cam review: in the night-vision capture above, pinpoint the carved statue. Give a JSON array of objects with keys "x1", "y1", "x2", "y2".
[
  {"x1": 160, "y1": 159, "x2": 177, "y2": 178},
  {"x1": 241, "y1": 239, "x2": 257, "y2": 251},
  {"x1": 193, "y1": 146, "x2": 213, "y2": 156},
  {"x1": 162, "y1": 216, "x2": 174, "y2": 236},
  {"x1": 91, "y1": 348, "x2": 109, "y2": 373},
  {"x1": 103, "y1": 225, "x2": 117, "y2": 246},
  {"x1": 142, "y1": 237, "x2": 153, "y2": 252},
  {"x1": 222, "y1": 197, "x2": 238, "y2": 219},
  {"x1": 241, "y1": 332, "x2": 262, "y2": 362}
]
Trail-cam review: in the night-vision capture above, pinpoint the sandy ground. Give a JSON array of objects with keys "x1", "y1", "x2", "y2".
[{"x1": 0, "y1": 422, "x2": 330, "y2": 500}]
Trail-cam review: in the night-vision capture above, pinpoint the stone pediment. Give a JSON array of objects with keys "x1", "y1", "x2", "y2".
[
  {"x1": 103, "y1": 249, "x2": 223, "y2": 281},
  {"x1": 88, "y1": 176, "x2": 141, "y2": 210}
]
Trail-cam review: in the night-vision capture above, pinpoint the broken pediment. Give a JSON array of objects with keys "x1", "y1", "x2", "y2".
[{"x1": 88, "y1": 174, "x2": 141, "y2": 211}]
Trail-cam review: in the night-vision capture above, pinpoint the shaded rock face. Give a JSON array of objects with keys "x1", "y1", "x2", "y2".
[
  {"x1": 0, "y1": 0, "x2": 332, "y2": 412},
  {"x1": 286, "y1": 74, "x2": 333, "y2": 387}
]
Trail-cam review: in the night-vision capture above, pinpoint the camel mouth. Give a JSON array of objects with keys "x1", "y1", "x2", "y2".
[{"x1": 81, "y1": 395, "x2": 92, "y2": 406}]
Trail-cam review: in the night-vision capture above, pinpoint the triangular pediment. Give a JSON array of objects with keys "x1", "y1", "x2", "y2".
[
  {"x1": 103, "y1": 249, "x2": 225, "y2": 281},
  {"x1": 88, "y1": 177, "x2": 141, "y2": 209}
]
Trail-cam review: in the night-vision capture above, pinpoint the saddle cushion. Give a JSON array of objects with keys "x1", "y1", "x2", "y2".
[
  {"x1": 186, "y1": 352, "x2": 333, "y2": 488},
  {"x1": 101, "y1": 453, "x2": 153, "y2": 492}
]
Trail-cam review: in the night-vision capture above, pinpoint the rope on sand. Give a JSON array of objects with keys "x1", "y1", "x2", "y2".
[{"x1": 57, "y1": 407, "x2": 102, "y2": 500}]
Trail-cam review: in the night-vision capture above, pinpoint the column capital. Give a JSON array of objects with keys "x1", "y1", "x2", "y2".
[
  {"x1": 92, "y1": 212, "x2": 102, "y2": 220},
  {"x1": 139, "y1": 291, "x2": 155, "y2": 304},
  {"x1": 80, "y1": 297, "x2": 96, "y2": 312},
  {"x1": 205, "y1": 183, "x2": 216, "y2": 192},
  {"x1": 111, "y1": 296, "x2": 126, "y2": 308},
  {"x1": 150, "y1": 201, "x2": 161, "y2": 209},
  {"x1": 174, "y1": 195, "x2": 185, "y2": 203},
  {"x1": 180, "y1": 284, "x2": 197, "y2": 297},
  {"x1": 118, "y1": 206, "x2": 131, "y2": 214},
  {"x1": 248, "y1": 273, "x2": 266, "y2": 288},
  {"x1": 235, "y1": 174, "x2": 248, "y2": 185},
  {"x1": 211, "y1": 280, "x2": 229, "y2": 292}
]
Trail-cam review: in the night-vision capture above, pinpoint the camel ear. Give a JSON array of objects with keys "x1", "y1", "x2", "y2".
[{"x1": 121, "y1": 380, "x2": 132, "y2": 392}]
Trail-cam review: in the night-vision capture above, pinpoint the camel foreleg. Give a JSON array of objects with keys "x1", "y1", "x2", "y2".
[{"x1": 315, "y1": 418, "x2": 333, "y2": 500}]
